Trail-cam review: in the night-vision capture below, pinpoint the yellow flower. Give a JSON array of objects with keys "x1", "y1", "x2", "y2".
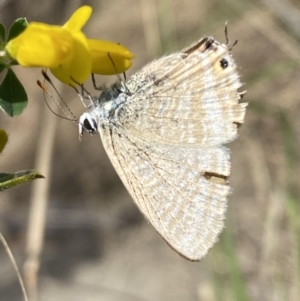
[
  {"x1": 6, "y1": 6, "x2": 134, "y2": 86},
  {"x1": 6, "y1": 24, "x2": 73, "y2": 68},
  {"x1": 88, "y1": 40, "x2": 134, "y2": 75}
]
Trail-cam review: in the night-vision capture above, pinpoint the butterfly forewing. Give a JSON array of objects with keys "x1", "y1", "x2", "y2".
[{"x1": 118, "y1": 38, "x2": 246, "y2": 147}]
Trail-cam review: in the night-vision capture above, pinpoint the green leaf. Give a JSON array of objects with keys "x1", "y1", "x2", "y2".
[
  {"x1": 0, "y1": 170, "x2": 44, "y2": 191},
  {"x1": 7, "y1": 18, "x2": 28, "y2": 42},
  {"x1": 0, "y1": 128, "x2": 8, "y2": 153},
  {"x1": 0, "y1": 63, "x2": 6, "y2": 73},
  {"x1": 0, "y1": 68, "x2": 28, "y2": 116},
  {"x1": 0, "y1": 23, "x2": 6, "y2": 44}
]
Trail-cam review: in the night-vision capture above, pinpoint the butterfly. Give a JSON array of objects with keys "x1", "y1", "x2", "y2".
[{"x1": 79, "y1": 35, "x2": 247, "y2": 261}]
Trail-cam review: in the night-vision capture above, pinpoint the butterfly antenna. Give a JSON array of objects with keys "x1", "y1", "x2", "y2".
[
  {"x1": 224, "y1": 21, "x2": 229, "y2": 45},
  {"x1": 37, "y1": 80, "x2": 78, "y2": 123},
  {"x1": 229, "y1": 39, "x2": 238, "y2": 51},
  {"x1": 41, "y1": 70, "x2": 77, "y2": 120},
  {"x1": 224, "y1": 23, "x2": 238, "y2": 51}
]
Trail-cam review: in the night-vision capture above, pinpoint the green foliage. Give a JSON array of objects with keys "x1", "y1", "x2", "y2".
[
  {"x1": 7, "y1": 18, "x2": 27, "y2": 42},
  {"x1": 0, "y1": 171, "x2": 44, "y2": 191},
  {"x1": 0, "y1": 68, "x2": 27, "y2": 116},
  {"x1": 0, "y1": 128, "x2": 8, "y2": 153},
  {"x1": 0, "y1": 19, "x2": 28, "y2": 117},
  {"x1": 0, "y1": 62, "x2": 6, "y2": 73},
  {"x1": 0, "y1": 23, "x2": 6, "y2": 44},
  {"x1": 0, "y1": 128, "x2": 44, "y2": 190},
  {"x1": 0, "y1": 18, "x2": 43, "y2": 190}
]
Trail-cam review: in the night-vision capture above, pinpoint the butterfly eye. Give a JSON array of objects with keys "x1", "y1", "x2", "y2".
[
  {"x1": 220, "y1": 58, "x2": 229, "y2": 69},
  {"x1": 83, "y1": 117, "x2": 97, "y2": 133},
  {"x1": 79, "y1": 113, "x2": 98, "y2": 136}
]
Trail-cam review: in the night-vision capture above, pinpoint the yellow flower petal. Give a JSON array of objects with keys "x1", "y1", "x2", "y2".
[
  {"x1": 64, "y1": 6, "x2": 92, "y2": 31},
  {"x1": 6, "y1": 23, "x2": 73, "y2": 68},
  {"x1": 51, "y1": 31, "x2": 92, "y2": 86},
  {"x1": 88, "y1": 39, "x2": 135, "y2": 75}
]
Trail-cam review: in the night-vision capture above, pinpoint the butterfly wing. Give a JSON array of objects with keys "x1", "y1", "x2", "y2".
[
  {"x1": 99, "y1": 126, "x2": 231, "y2": 261},
  {"x1": 98, "y1": 37, "x2": 246, "y2": 261},
  {"x1": 118, "y1": 37, "x2": 247, "y2": 147}
]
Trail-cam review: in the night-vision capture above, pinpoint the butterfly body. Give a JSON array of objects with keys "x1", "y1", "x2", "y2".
[{"x1": 79, "y1": 36, "x2": 247, "y2": 261}]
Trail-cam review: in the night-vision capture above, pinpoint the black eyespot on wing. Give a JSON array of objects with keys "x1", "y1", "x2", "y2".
[{"x1": 220, "y1": 58, "x2": 228, "y2": 69}]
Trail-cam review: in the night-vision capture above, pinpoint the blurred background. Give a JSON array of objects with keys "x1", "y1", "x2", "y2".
[{"x1": 0, "y1": 0, "x2": 300, "y2": 300}]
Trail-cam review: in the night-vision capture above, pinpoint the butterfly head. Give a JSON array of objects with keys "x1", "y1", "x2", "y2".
[{"x1": 78, "y1": 112, "x2": 98, "y2": 138}]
